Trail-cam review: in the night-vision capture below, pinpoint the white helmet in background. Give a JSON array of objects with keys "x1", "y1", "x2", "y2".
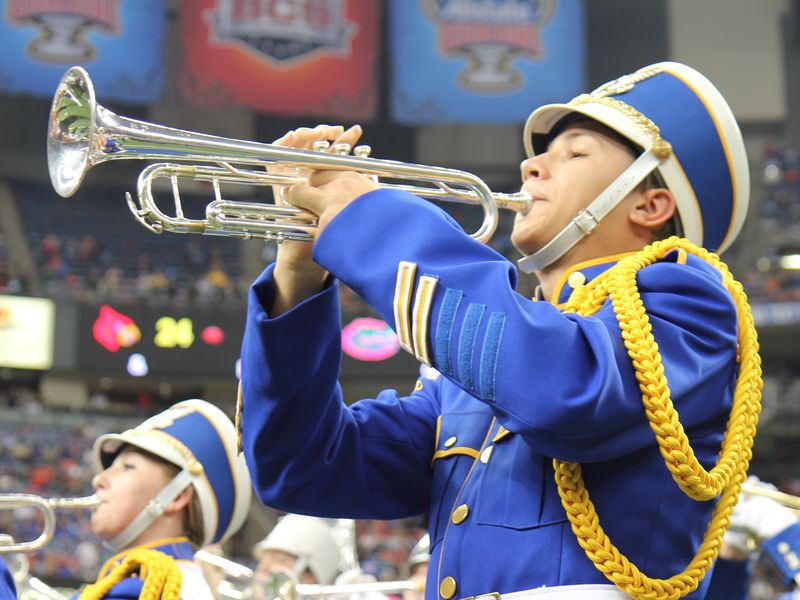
[
  {"x1": 253, "y1": 514, "x2": 345, "y2": 585},
  {"x1": 408, "y1": 534, "x2": 430, "y2": 570}
]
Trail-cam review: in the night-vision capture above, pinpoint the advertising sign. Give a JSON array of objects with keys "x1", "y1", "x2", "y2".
[{"x1": 0, "y1": 295, "x2": 55, "y2": 370}]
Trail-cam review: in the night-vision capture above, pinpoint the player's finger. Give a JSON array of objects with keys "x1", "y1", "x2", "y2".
[{"x1": 284, "y1": 184, "x2": 328, "y2": 216}]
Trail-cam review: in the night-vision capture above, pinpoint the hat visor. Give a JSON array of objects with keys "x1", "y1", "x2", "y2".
[
  {"x1": 93, "y1": 431, "x2": 185, "y2": 472},
  {"x1": 523, "y1": 101, "x2": 654, "y2": 158}
]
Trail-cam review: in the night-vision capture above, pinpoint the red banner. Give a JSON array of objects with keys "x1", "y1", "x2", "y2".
[{"x1": 180, "y1": 0, "x2": 378, "y2": 120}]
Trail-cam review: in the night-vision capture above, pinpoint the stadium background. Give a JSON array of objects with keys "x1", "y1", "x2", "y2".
[{"x1": 1, "y1": 0, "x2": 799, "y2": 596}]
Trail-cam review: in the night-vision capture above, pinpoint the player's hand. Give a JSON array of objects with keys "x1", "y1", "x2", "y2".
[
  {"x1": 285, "y1": 168, "x2": 379, "y2": 240},
  {"x1": 269, "y1": 124, "x2": 362, "y2": 315},
  {"x1": 277, "y1": 123, "x2": 377, "y2": 241}
]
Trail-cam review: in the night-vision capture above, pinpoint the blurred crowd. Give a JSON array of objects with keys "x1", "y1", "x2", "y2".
[
  {"x1": 0, "y1": 418, "x2": 100, "y2": 584},
  {"x1": 32, "y1": 232, "x2": 245, "y2": 308},
  {"x1": 741, "y1": 145, "x2": 800, "y2": 305},
  {"x1": 0, "y1": 234, "x2": 24, "y2": 296}
]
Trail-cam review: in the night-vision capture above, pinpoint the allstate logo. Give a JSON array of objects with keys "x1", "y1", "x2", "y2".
[
  {"x1": 342, "y1": 318, "x2": 400, "y2": 362},
  {"x1": 7, "y1": 0, "x2": 120, "y2": 63},
  {"x1": 205, "y1": 0, "x2": 355, "y2": 65},
  {"x1": 422, "y1": 0, "x2": 555, "y2": 91}
]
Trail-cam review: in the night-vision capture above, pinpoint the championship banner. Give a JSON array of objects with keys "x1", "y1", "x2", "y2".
[
  {"x1": 180, "y1": 0, "x2": 379, "y2": 120},
  {"x1": 390, "y1": 0, "x2": 586, "y2": 124},
  {"x1": 0, "y1": 0, "x2": 166, "y2": 103}
]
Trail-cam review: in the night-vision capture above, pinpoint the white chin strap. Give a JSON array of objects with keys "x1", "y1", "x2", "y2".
[
  {"x1": 517, "y1": 149, "x2": 663, "y2": 274},
  {"x1": 104, "y1": 468, "x2": 195, "y2": 552}
]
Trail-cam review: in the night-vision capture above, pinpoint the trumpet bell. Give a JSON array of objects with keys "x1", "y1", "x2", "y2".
[{"x1": 48, "y1": 66, "x2": 96, "y2": 198}]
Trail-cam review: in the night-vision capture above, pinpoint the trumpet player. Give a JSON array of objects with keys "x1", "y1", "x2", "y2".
[
  {"x1": 239, "y1": 62, "x2": 759, "y2": 600},
  {"x1": 73, "y1": 399, "x2": 251, "y2": 600}
]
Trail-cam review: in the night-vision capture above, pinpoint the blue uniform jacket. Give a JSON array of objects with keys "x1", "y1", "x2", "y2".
[
  {"x1": 0, "y1": 558, "x2": 15, "y2": 600},
  {"x1": 240, "y1": 190, "x2": 738, "y2": 599},
  {"x1": 704, "y1": 558, "x2": 750, "y2": 600},
  {"x1": 70, "y1": 538, "x2": 197, "y2": 599}
]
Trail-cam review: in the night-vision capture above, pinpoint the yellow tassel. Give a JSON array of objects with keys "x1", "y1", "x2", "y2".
[
  {"x1": 555, "y1": 237, "x2": 762, "y2": 599},
  {"x1": 77, "y1": 548, "x2": 183, "y2": 600}
]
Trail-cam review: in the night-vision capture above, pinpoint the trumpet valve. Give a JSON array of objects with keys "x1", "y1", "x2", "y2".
[
  {"x1": 311, "y1": 140, "x2": 331, "y2": 152},
  {"x1": 331, "y1": 143, "x2": 352, "y2": 155},
  {"x1": 354, "y1": 145, "x2": 371, "y2": 158}
]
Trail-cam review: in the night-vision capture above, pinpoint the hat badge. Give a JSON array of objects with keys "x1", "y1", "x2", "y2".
[
  {"x1": 589, "y1": 65, "x2": 663, "y2": 98},
  {"x1": 138, "y1": 406, "x2": 194, "y2": 432}
]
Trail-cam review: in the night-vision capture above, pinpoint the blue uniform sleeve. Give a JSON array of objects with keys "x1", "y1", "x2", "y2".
[
  {"x1": 0, "y1": 559, "x2": 16, "y2": 600},
  {"x1": 313, "y1": 189, "x2": 738, "y2": 463},
  {"x1": 240, "y1": 263, "x2": 440, "y2": 519}
]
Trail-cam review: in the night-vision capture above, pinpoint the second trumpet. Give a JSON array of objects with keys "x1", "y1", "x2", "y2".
[{"x1": 0, "y1": 494, "x2": 100, "y2": 554}]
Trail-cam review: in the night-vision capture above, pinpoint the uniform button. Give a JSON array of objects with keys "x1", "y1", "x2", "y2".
[
  {"x1": 440, "y1": 576, "x2": 457, "y2": 599},
  {"x1": 568, "y1": 271, "x2": 586, "y2": 288},
  {"x1": 452, "y1": 504, "x2": 470, "y2": 524},
  {"x1": 480, "y1": 446, "x2": 493, "y2": 464},
  {"x1": 444, "y1": 436, "x2": 457, "y2": 448}
]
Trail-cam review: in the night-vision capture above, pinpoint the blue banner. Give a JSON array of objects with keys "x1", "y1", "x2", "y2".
[
  {"x1": 0, "y1": 0, "x2": 166, "y2": 104},
  {"x1": 390, "y1": 0, "x2": 586, "y2": 124}
]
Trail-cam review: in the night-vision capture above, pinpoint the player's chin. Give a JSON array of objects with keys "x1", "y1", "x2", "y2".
[
  {"x1": 510, "y1": 223, "x2": 540, "y2": 255},
  {"x1": 89, "y1": 508, "x2": 108, "y2": 531}
]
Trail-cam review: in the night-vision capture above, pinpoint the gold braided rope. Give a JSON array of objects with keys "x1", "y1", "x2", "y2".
[
  {"x1": 555, "y1": 237, "x2": 762, "y2": 600},
  {"x1": 77, "y1": 548, "x2": 183, "y2": 600}
]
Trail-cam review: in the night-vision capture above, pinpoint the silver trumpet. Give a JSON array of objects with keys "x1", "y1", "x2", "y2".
[
  {"x1": 47, "y1": 66, "x2": 531, "y2": 243},
  {"x1": 740, "y1": 481, "x2": 800, "y2": 516},
  {"x1": 0, "y1": 494, "x2": 100, "y2": 554},
  {"x1": 194, "y1": 553, "x2": 423, "y2": 600},
  {"x1": 264, "y1": 570, "x2": 424, "y2": 600}
]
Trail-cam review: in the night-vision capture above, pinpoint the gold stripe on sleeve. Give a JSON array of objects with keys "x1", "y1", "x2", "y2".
[
  {"x1": 412, "y1": 275, "x2": 438, "y2": 365},
  {"x1": 393, "y1": 261, "x2": 417, "y2": 354}
]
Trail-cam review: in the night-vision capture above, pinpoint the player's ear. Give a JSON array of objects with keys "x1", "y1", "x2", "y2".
[
  {"x1": 166, "y1": 485, "x2": 193, "y2": 514},
  {"x1": 629, "y1": 187, "x2": 676, "y2": 230}
]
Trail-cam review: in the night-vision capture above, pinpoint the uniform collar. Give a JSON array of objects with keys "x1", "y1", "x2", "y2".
[
  {"x1": 536, "y1": 252, "x2": 638, "y2": 307},
  {"x1": 98, "y1": 537, "x2": 194, "y2": 578}
]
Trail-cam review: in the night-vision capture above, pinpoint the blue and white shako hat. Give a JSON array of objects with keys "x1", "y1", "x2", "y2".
[
  {"x1": 518, "y1": 62, "x2": 749, "y2": 272},
  {"x1": 94, "y1": 399, "x2": 252, "y2": 549}
]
